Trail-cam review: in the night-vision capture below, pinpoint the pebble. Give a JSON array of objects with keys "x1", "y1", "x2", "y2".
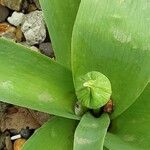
[
  {"x1": 0, "y1": 22, "x2": 16, "y2": 40},
  {"x1": 0, "y1": 132, "x2": 5, "y2": 149},
  {"x1": 11, "y1": 134, "x2": 21, "y2": 140},
  {"x1": 39, "y1": 42, "x2": 55, "y2": 58},
  {"x1": 20, "y1": 42, "x2": 40, "y2": 52},
  {"x1": 0, "y1": 131, "x2": 13, "y2": 150},
  {"x1": 5, "y1": 136, "x2": 13, "y2": 150},
  {"x1": 33, "y1": 0, "x2": 41, "y2": 10},
  {"x1": 0, "y1": 0, "x2": 23, "y2": 11},
  {"x1": 0, "y1": 4, "x2": 9, "y2": 23},
  {"x1": 15, "y1": 26, "x2": 24, "y2": 42},
  {"x1": 21, "y1": 10, "x2": 46, "y2": 45},
  {"x1": 30, "y1": 46, "x2": 40, "y2": 52},
  {"x1": 21, "y1": 0, "x2": 29, "y2": 13},
  {"x1": 14, "y1": 139, "x2": 26, "y2": 150},
  {"x1": 9, "y1": 129, "x2": 19, "y2": 136},
  {"x1": 7, "y1": 11, "x2": 25, "y2": 27},
  {"x1": 20, "y1": 127, "x2": 31, "y2": 139},
  {"x1": 27, "y1": 3, "x2": 37, "y2": 12}
]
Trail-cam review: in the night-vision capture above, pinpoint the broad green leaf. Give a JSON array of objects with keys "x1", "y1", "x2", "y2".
[
  {"x1": 23, "y1": 117, "x2": 78, "y2": 150},
  {"x1": 0, "y1": 38, "x2": 79, "y2": 120},
  {"x1": 39, "y1": 0, "x2": 80, "y2": 69},
  {"x1": 110, "y1": 84, "x2": 150, "y2": 150},
  {"x1": 72, "y1": 0, "x2": 150, "y2": 118},
  {"x1": 104, "y1": 133, "x2": 139, "y2": 150},
  {"x1": 74, "y1": 113, "x2": 110, "y2": 150}
]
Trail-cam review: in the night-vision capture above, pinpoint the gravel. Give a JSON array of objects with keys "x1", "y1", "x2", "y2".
[
  {"x1": 0, "y1": 0, "x2": 23, "y2": 11},
  {"x1": 39, "y1": 42, "x2": 54, "y2": 58},
  {"x1": 7, "y1": 11, "x2": 25, "y2": 27},
  {"x1": 21, "y1": 10, "x2": 46, "y2": 45},
  {"x1": 0, "y1": 4, "x2": 9, "y2": 23}
]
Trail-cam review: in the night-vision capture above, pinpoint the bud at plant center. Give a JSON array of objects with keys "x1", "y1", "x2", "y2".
[{"x1": 75, "y1": 71, "x2": 112, "y2": 109}]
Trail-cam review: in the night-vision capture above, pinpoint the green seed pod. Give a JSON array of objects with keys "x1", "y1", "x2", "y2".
[{"x1": 75, "y1": 71, "x2": 112, "y2": 109}]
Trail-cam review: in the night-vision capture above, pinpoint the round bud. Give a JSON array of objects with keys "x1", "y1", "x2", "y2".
[{"x1": 75, "y1": 71, "x2": 112, "y2": 109}]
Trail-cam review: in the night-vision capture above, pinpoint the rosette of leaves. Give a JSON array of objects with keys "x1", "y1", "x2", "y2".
[{"x1": 0, "y1": 0, "x2": 149, "y2": 150}]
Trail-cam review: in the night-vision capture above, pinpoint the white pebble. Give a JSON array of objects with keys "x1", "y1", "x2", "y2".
[
  {"x1": 7, "y1": 11, "x2": 25, "y2": 26},
  {"x1": 11, "y1": 134, "x2": 21, "y2": 140},
  {"x1": 21, "y1": 10, "x2": 46, "y2": 45}
]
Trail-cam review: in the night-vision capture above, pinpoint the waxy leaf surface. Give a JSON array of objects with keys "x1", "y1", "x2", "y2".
[
  {"x1": 110, "y1": 84, "x2": 150, "y2": 150},
  {"x1": 104, "y1": 132, "x2": 139, "y2": 150},
  {"x1": 0, "y1": 38, "x2": 79, "y2": 119},
  {"x1": 72, "y1": 0, "x2": 150, "y2": 118},
  {"x1": 39, "y1": 0, "x2": 80, "y2": 69},
  {"x1": 74, "y1": 113, "x2": 110, "y2": 150},
  {"x1": 23, "y1": 117, "x2": 78, "y2": 150}
]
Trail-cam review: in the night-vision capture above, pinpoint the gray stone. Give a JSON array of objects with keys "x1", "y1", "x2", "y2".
[
  {"x1": 0, "y1": 0, "x2": 23, "y2": 11},
  {"x1": 33, "y1": 0, "x2": 41, "y2": 10},
  {"x1": 21, "y1": 10, "x2": 46, "y2": 45},
  {"x1": 21, "y1": 0, "x2": 29, "y2": 12},
  {"x1": 7, "y1": 11, "x2": 25, "y2": 27},
  {"x1": 0, "y1": 4, "x2": 9, "y2": 22},
  {"x1": 39, "y1": 42, "x2": 54, "y2": 58}
]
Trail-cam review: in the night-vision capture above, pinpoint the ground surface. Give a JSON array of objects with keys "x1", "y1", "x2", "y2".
[{"x1": 0, "y1": 0, "x2": 54, "y2": 149}]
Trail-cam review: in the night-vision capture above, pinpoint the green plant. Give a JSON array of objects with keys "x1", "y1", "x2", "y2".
[{"x1": 0, "y1": 0, "x2": 149, "y2": 149}]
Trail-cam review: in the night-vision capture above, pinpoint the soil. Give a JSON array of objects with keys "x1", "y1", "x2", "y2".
[{"x1": 0, "y1": 0, "x2": 54, "y2": 149}]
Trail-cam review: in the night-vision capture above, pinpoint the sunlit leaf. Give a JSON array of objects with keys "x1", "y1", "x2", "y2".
[
  {"x1": 72, "y1": 0, "x2": 150, "y2": 118},
  {"x1": 23, "y1": 117, "x2": 78, "y2": 150},
  {"x1": 104, "y1": 133, "x2": 139, "y2": 150},
  {"x1": 39, "y1": 0, "x2": 80, "y2": 69},
  {"x1": 110, "y1": 84, "x2": 150, "y2": 150},
  {"x1": 74, "y1": 113, "x2": 110, "y2": 150},
  {"x1": 0, "y1": 38, "x2": 79, "y2": 120}
]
